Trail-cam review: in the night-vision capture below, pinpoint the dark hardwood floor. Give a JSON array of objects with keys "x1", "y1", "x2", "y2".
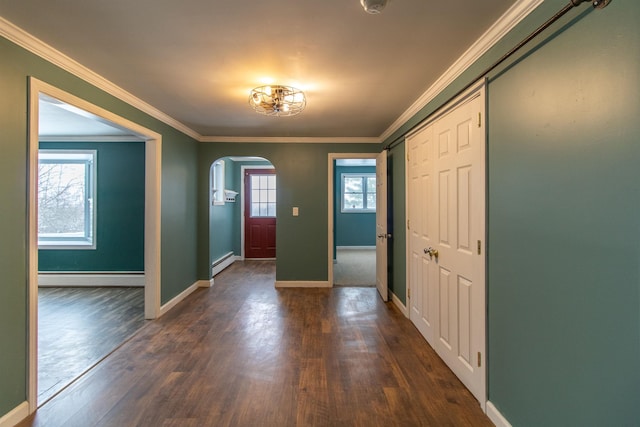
[
  {"x1": 21, "y1": 261, "x2": 492, "y2": 427},
  {"x1": 38, "y1": 286, "x2": 146, "y2": 404}
]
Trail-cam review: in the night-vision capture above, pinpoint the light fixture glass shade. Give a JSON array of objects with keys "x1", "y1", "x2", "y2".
[
  {"x1": 360, "y1": 0, "x2": 387, "y2": 14},
  {"x1": 249, "y1": 85, "x2": 306, "y2": 117}
]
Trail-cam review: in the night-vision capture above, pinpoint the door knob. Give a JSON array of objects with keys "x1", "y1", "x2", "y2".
[{"x1": 424, "y1": 247, "x2": 439, "y2": 259}]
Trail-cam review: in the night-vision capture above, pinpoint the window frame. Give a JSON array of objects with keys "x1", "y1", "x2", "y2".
[
  {"x1": 212, "y1": 160, "x2": 225, "y2": 205},
  {"x1": 38, "y1": 149, "x2": 97, "y2": 249},
  {"x1": 249, "y1": 173, "x2": 277, "y2": 218},
  {"x1": 341, "y1": 172, "x2": 376, "y2": 213}
]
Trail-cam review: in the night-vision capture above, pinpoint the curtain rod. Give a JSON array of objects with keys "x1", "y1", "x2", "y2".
[{"x1": 385, "y1": 0, "x2": 612, "y2": 151}]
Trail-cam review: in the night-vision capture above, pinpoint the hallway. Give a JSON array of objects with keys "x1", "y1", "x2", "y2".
[{"x1": 19, "y1": 261, "x2": 491, "y2": 427}]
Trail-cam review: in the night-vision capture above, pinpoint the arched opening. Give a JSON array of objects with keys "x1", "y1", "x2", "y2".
[{"x1": 209, "y1": 156, "x2": 275, "y2": 279}]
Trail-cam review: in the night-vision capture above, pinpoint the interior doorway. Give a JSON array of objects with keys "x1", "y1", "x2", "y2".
[
  {"x1": 209, "y1": 157, "x2": 275, "y2": 277},
  {"x1": 28, "y1": 78, "x2": 162, "y2": 411},
  {"x1": 328, "y1": 154, "x2": 379, "y2": 287}
]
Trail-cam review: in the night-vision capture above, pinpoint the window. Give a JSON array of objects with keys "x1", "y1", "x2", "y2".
[
  {"x1": 38, "y1": 150, "x2": 96, "y2": 248},
  {"x1": 212, "y1": 160, "x2": 225, "y2": 205},
  {"x1": 250, "y1": 174, "x2": 276, "y2": 217},
  {"x1": 341, "y1": 173, "x2": 376, "y2": 212}
]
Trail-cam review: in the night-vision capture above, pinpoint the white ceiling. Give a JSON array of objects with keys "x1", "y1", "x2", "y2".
[
  {"x1": 38, "y1": 94, "x2": 141, "y2": 139},
  {"x1": 0, "y1": 0, "x2": 519, "y2": 139}
]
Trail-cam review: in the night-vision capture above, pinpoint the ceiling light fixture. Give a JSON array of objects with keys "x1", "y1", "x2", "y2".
[
  {"x1": 249, "y1": 85, "x2": 306, "y2": 117},
  {"x1": 360, "y1": 0, "x2": 388, "y2": 14}
]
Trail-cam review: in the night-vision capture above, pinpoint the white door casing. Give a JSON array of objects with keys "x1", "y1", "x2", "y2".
[
  {"x1": 28, "y1": 78, "x2": 162, "y2": 411},
  {"x1": 406, "y1": 85, "x2": 486, "y2": 406},
  {"x1": 327, "y1": 153, "x2": 379, "y2": 287},
  {"x1": 375, "y1": 150, "x2": 389, "y2": 301}
]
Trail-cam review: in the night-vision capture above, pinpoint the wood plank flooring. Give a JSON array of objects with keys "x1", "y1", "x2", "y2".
[
  {"x1": 38, "y1": 287, "x2": 146, "y2": 404},
  {"x1": 20, "y1": 261, "x2": 492, "y2": 427}
]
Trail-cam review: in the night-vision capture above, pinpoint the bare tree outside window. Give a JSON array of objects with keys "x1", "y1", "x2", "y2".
[
  {"x1": 342, "y1": 173, "x2": 376, "y2": 212},
  {"x1": 38, "y1": 150, "x2": 96, "y2": 247}
]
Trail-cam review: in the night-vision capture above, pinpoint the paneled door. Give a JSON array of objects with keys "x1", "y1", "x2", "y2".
[
  {"x1": 244, "y1": 169, "x2": 276, "y2": 259},
  {"x1": 407, "y1": 87, "x2": 486, "y2": 406},
  {"x1": 407, "y1": 124, "x2": 435, "y2": 343},
  {"x1": 375, "y1": 150, "x2": 388, "y2": 301}
]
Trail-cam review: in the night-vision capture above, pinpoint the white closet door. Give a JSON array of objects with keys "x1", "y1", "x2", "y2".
[{"x1": 407, "y1": 86, "x2": 486, "y2": 406}]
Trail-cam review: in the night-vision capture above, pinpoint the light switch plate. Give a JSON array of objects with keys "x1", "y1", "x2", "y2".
[{"x1": 292, "y1": 207, "x2": 299, "y2": 216}]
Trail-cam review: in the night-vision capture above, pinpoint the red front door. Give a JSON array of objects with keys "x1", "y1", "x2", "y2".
[{"x1": 244, "y1": 169, "x2": 276, "y2": 259}]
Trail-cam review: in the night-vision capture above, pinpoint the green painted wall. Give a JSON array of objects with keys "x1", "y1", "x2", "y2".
[
  {"x1": 210, "y1": 158, "x2": 237, "y2": 263},
  {"x1": 38, "y1": 141, "x2": 145, "y2": 272},
  {"x1": 197, "y1": 144, "x2": 379, "y2": 282},
  {"x1": 0, "y1": 35, "x2": 199, "y2": 416},
  {"x1": 334, "y1": 165, "x2": 376, "y2": 247},
  {"x1": 383, "y1": 0, "x2": 640, "y2": 424},
  {"x1": 485, "y1": 1, "x2": 640, "y2": 424}
]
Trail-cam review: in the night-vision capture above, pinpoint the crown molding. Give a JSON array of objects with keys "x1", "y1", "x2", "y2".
[
  {"x1": 39, "y1": 135, "x2": 146, "y2": 142},
  {"x1": 199, "y1": 136, "x2": 381, "y2": 144},
  {"x1": 0, "y1": 16, "x2": 201, "y2": 141},
  {"x1": 1, "y1": 0, "x2": 542, "y2": 145},
  {"x1": 379, "y1": 0, "x2": 544, "y2": 142}
]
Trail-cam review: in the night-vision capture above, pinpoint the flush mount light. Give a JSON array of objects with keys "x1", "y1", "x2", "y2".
[{"x1": 249, "y1": 85, "x2": 306, "y2": 117}]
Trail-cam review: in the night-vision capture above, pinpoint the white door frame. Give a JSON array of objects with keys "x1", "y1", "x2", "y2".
[
  {"x1": 327, "y1": 153, "x2": 378, "y2": 286},
  {"x1": 27, "y1": 78, "x2": 162, "y2": 411}
]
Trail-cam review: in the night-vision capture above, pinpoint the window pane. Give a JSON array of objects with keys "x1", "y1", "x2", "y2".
[
  {"x1": 367, "y1": 194, "x2": 376, "y2": 209},
  {"x1": 249, "y1": 172, "x2": 276, "y2": 217},
  {"x1": 38, "y1": 162, "x2": 86, "y2": 236},
  {"x1": 38, "y1": 150, "x2": 96, "y2": 246},
  {"x1": 367, "y1": 177, "x2": 376, "y2": 193},
  {"x1": 344, "y1": 177, "x2": 363, "y2": 193},
  {"x1": 212, "y1": 160, "x2": 225, "y2": 203},
  {"x1": 344, "y1": 194, "x2": 364, "y2": 210}
]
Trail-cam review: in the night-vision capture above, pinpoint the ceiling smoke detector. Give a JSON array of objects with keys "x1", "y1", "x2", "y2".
[{"x1": 360, "y1": 0, "x2": 388, "y2": 14}]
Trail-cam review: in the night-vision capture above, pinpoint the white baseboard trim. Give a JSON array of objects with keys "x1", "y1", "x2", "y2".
[
  {"x1": 197, "y1": 279, "x2": 214, "y2": 288},
  {"x1": 38, "y1": 273, "x2": 145, "y2": 287},
  {"x1": 336, "y1": 246, "x2": 376, "y2": 250},
  {"x1": 275, "y1": 281, "x2": 332, "y2": 288},
  {"x1": 0, "y1": 401, "x2": 28, "y2": 427},
  {"x1": 159, "y1": 281, "x2": 200, "y2": 316},
  {"x1": 391, "y1": 291, "x2": 409, "y2": 317},
  {"x1": 211, "y1": 254, "x2": 240, "y2": 277},
  {"x1": 487, "y1": 401, "x2": 512, "y2": 427}
]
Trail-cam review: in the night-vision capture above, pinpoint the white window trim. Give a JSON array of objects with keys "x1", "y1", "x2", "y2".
[
  {"x1": 38, "y1": 149, "x2": 97, "y2": 250},
  {"x1": 212, "y1": 159, "x2": 225, "y2": 205},
  {"x1": 341, "y1": 172, "x2": 376, "y2": 213}
]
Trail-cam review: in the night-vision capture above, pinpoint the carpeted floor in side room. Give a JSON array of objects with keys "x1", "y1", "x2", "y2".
[{"x1": 333, "y1": 247, "x2": 376, "y2": 286}]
